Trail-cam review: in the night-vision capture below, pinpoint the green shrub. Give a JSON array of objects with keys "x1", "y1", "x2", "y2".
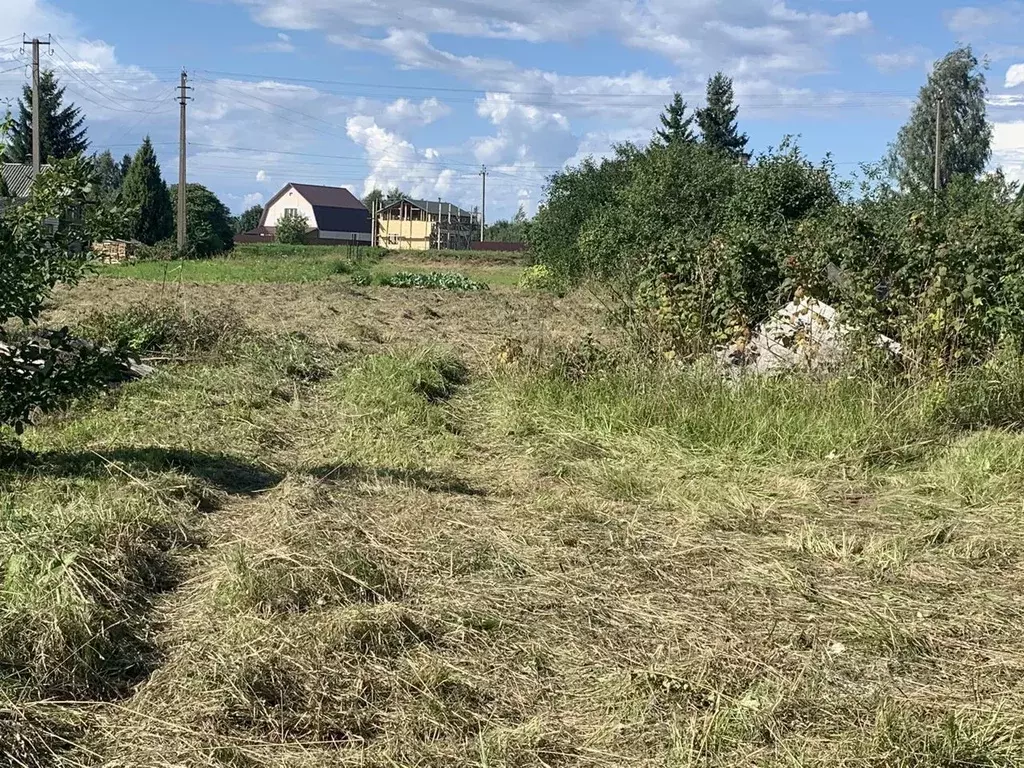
[
  {"x1": 377, "y1": 271, "x2": 489, "y2": 291},
  {"x1": 517, "y1": 264, "x2": 562, "y2": 293},
  {"x1": 275, "y1": 211, "x2": 311, "y2": 245}
]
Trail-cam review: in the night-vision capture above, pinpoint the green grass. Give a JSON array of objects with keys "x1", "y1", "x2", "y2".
[{"x1": 96, "y1": 254, "x2": 525, "y2": 287}]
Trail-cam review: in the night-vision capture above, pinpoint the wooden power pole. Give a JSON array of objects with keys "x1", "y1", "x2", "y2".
[
  {"x1": 27, "y1": 36, "x2": 51, "y2": 175},
  {"x1": 177, "y1": 70, "x2": 192, "y2": 251},
  {"x1": 480, "y1": 165, "x2": 487, "y2": 242},
  {"x1": 933, "y1": 90, "x2": 943, "y2": 193}
]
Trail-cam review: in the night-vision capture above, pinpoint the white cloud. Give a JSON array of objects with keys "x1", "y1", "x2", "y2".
[
  {"x1": 256, "y1": 169, "x2": 269, "y2": 182},
  {"x1": 1008, "y1": 63, "x2": 1024, "y2": 89},
  {"x1": 242, "y1": 192, "x2": 265, "y2": 208},
  {"x1": 346, "y1": 114, "x2": 457, "y2": 199},
  {"x1": 382, "y1": 97, "x2": 451, "y2": 127},
  {"x1": 869, "y1": 50, "x2": 925, "y2": 74},
  {"x1": 243, "y1": 0, "x2": 872, "y2": 78},
  {"x1": 992, "y1": 120, "x2": 1024, "y2": 184},
  {"x1": 946, "y1": 3, "x2": 1024, "y2": 33},
  {"x1": 244, "y1": 32, "x2": 296, "y2": 53}
]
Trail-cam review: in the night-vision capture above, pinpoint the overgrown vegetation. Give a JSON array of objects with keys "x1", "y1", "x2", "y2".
[
  {"x1": 1, "y1": 155, "x2": 125, "y2": 433},
  {"x1": 530, "y1": 45, "x2": 1022, "y2": 369},
  {"x1": 373, "y1": 270, "x2": 489, "y2": 291}
]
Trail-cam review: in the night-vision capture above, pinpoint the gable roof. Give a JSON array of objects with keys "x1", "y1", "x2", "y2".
[
  {"x1": 1, "y1": 163, "x2": 50, "y2": 198},
  {"x1": 289, "y1": 183, "x2": 367, "y2": 210},
  {"x1": 260, "y1": 182, "x2": 371, "y2": 234},
  {"x1": 379, "y1": 197, "x2": 474, "y2": 218}
]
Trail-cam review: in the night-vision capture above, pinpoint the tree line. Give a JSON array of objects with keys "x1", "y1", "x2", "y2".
[{"x1": 1, "y1": 69, "x2": 236, "y2": 257}]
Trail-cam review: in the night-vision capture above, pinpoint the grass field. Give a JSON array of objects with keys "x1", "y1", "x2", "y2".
[
  {"x1": 4, "y1": 271, "x2": 1024, "y2": 766},
  {"x1": 96, "y1": 253, "x2": 525, "y2": 288}
]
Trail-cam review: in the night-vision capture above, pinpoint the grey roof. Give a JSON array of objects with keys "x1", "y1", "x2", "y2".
[
  {"x1": 383, "y1": 197, "x2": 474, "y2": 218},
  {"x1": 1, "y1": 163, "x2": 49, "y2": 198}
]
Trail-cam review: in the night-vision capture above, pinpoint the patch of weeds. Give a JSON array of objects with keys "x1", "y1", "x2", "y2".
[
  {"x1": 377, "y1": 271, "x2": 489, "y2": 291},
  {"x1": 867, "y1": 703, "x2": 1024, "y2": 767},
  {"x1": 78, "y1": 301, "x2": 248, "y2": 358}
]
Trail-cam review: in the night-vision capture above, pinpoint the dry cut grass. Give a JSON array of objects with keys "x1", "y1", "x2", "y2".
[{"x1": 5, "y1": 286, "x2": 1024, "y2": 767}]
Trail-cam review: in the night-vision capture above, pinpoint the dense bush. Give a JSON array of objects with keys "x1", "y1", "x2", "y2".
[
  {"x1": 788, "y1": 173, "x2": 1024, "y2": 369},
  {"x1": 276, "y1": 211, "x2": 310, "y2": 245},
  {"x1": 1, "y1": 156, "x2": 126, "y2": 432}
]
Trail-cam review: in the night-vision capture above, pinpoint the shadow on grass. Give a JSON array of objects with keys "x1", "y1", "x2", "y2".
[
  {"x1": 307, "y1": 463, "x2": 487, "y2": 497},
  {"x1": 15, "y1": 447, "x2": 283, "y2": 496}
]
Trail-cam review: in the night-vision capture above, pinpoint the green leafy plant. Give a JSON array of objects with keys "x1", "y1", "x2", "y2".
[
  {"x1": 276, "y1": 210, "x2": 311, "y2": 245},
  {"x1": 376, "y1": 271, "x2": 489, "y2": 291},
  {"x1": 1, "y1": 154, "x2": 128, "y2": 432}
]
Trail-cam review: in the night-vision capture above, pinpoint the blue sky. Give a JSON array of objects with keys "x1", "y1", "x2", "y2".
[{"x1": 0, "y1": 0, "x2": 1022, "y2": 218}]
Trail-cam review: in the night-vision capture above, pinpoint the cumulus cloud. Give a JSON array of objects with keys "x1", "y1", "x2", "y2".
[
  {"x1": 382, "y1": 97, "x2": 451, "y2": 127},
  {"x1": 242, "y1": 192, "x2": 265, "y2": 208},
  {"x1": 992, "y1": 121, "x2": 1024, "y2": 184},
  {"x1": 1008, "y1": 64, "x2": 1024, "y2": 89},
  {"x1": 256, "y1": 169, "x2": 269, "y2": 182},
  {"x1": 346, "y1": 114, "x2": 457, "y2": 199}
]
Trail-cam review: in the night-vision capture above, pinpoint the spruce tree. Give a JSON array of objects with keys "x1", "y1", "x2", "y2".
[
  {"x1": 120, "y1": 137, "x2": 173, "y2": 245},
  {"x1": 120, "y1": 153, "x2": 133, "y2": 179},
  {"x1": 655, "y1": 93, "x2": 696, "y2": 146},
  {"x1": 889, "y1": 46, "x2": 991, "y2": 191},
  {"x1": 7, "y1": 70, "x2": 87, "y2": 164},
  {"x1": 696, "y1": 73, "x2": 749, "y2": 160}
]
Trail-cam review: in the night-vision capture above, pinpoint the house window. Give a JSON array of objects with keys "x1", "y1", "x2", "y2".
[{"x1": 285, "y1": 207, "x2": 298, "y2": 216}]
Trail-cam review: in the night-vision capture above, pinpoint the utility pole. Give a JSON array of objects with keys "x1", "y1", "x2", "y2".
[
  {"x1": 933, "y1": 90, "x2": 943, "y2": 193},
  {"x1": 177, "y1": 70, "x2": 193, "y2": 251},
  {"x1": 480, "y1": 165, "x2": 487, "y2": 242},
  {"x1": 26, "y1": 36, "x2": 51, "y2": 175}
]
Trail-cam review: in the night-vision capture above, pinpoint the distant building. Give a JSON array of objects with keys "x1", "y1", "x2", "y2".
[
  {"x1": 1, "y1": 163, "x2": 49, "y2": 199},
  {"x1": 375, "y1": 197, "x2": 478, "y2": 251},
  {"x1": 251, "y1": 183, "x2": 372, "y2": 244}
]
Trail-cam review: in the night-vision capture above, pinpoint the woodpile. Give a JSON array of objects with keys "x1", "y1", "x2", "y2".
[{"x1": 92, "y1": 239, "x2": 140, "y2": 264}]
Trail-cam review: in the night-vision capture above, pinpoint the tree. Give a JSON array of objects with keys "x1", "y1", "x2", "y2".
[
  {"x1": 363, "y1": 189, "x2": 384, "y2": 210},
  {"x1": 696, "y1": 73, "x2": 749, "y2": 161},
  {"x1": 385, "y1": 186, "x2": 406, "y2": 203},
  {"x1": 655, "y1": 93, "x2": 696, "y2": 146},
  {"x1": 170, "y1": 183, "x2": 235, "y2": 257},
  {"x1": 236, "y1": 204, "x2": 263, "y2": 234},
  {"x1": 6, "y1": 70, "x2": 88, "y2": 164},
  {"x1": 119, "y1": 153, "x2": 132, "y2": 179},
  {"x1": 120, "y1": 137, "x2": 173, "y2": 245},
  {"x1": 485, "y1": 204, "x2": 531, "y2": 242},
  {"x1": 889, "y1": 46, "x2": 992, "y2": 191},
  {"x1": 276, "y1": 210, "x2": 310, "y2": 244},
  {"x1": 91, "y1": 150, "x2": 124, "y2": 203}
]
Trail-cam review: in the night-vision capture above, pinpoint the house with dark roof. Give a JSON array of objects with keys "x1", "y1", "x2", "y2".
[
  {"x1": 254, "y1": 183, "x2": 372, "y2": 244},
  {"x1": 376, "y1": 197, "x2": 478, "y2": 251},
  {"x1": 1, "y1": 163, "x2": 50, "y2": 199}
]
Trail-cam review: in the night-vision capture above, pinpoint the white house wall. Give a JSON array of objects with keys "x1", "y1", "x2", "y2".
[{"x1": 264, "y1": 187, "x2": 317, "y2": 230}]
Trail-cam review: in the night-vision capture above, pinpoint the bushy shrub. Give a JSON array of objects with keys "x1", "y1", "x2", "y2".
[
  {"x1": 787, "y1": 173, "x2": 1024, "y2": 369},
  {"x1": 276, "y1": 211, "x2": 310, "y2": 245},
  {"x1": 518, "y1": 264, "x2": 562, "y2": 293},
  {"x1": 1, "y1": 155, "x2": 127, "y2": 432}
]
